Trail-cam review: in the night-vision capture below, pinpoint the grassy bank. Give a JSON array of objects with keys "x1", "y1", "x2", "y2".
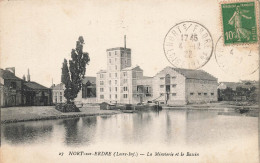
[{"x1": 1, "y1": 106, "x2": 121, "y2": 124}]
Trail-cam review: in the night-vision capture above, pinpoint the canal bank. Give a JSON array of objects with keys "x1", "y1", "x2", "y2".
[
  {"x1": 1, "y1": 106, "x2": 121, "y2": 124},
  {"x1": 1, "y1": 102, "x2": 258, "y2": 124}
]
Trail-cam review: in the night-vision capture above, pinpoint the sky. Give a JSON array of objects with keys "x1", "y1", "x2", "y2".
[{"x1": 0, "y1": 0, "x2": 259, "y2": 87}]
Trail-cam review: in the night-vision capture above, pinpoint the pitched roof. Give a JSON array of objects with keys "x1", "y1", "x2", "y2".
[
  {"x1": 96, "y1": 70, "x2": 106, "y2": 74},
  {"x1": 0, "y1": 69, "x2": 22, "y2": 80},
  {"x1": 24, "y1": 81, "x2": 50, "y2": 90},
  {"x1": 156, "y1": 66, "x2": 218, "y2": 81},
  {"x1": 52, "y1": 83, "x2": 65, "y2": 90},
  {"x1": 82, "y1": 76, "x2": 96, "y2": 85},
  {"x1": 122, "y1": 65, "x2": 143, "y2": 71},
  {"x1": 171, "y1": 67, "x2": 217, "y2": 81}
]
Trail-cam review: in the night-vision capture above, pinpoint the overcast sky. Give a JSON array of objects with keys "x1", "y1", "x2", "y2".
[{"x1": 0, "y1": 0, "x2": 259, "y2": 87}]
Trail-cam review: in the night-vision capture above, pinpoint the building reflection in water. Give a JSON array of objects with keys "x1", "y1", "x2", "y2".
[{"x1": 2, "y1": 122, "x2": 53, "y2": 145}]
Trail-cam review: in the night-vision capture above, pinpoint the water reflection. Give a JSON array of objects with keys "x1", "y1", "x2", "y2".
[
  {"x1": 61, "y1": 116, "x2": 97, "y2": 146},
  {"x1": 1, "y1": 109, "x2": 258, "y2": 148},
  {"x1": 2, "y1": 122, "x2": 53, "y2": 145}
]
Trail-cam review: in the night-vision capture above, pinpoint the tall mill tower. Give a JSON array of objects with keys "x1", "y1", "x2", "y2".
[{"x1": 104, "y1": 35, "x2": 131, "y2": 103}]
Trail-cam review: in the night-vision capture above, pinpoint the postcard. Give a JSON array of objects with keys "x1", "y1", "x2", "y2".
[{"x1": 0, "y1": 0, "x2": 259, "y2": 162}]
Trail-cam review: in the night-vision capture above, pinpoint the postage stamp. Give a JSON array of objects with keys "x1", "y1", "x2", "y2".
[
  {"x1": 221, "y1": 1, "x2": 258, "y2": 45},
  {"x1": 163, "y1": 21, "x2": 213, "y2": 69}
]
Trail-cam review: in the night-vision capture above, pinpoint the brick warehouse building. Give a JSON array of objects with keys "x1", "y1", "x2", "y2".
[{"x1": 96, "y1": 38, "x2": 218, "y2": 105}]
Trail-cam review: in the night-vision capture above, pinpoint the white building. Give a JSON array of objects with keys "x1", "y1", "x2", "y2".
[{"x1": 96, "y1": 38, "x2": 218, "y2": 105}]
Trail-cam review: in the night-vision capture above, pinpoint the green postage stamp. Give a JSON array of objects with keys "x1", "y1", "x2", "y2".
[{"x1": 221, "y1": 1, "x2": 258, "y2": 45}]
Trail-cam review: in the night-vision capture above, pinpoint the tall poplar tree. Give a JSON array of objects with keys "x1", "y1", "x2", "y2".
[{"x1": 61, "y1": 36, "x2": 90, "y2": 104}]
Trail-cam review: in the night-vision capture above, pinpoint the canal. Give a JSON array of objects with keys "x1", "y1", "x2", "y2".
[{"x1": 1, "y1": 109, "x2": 258, "y2": 163}]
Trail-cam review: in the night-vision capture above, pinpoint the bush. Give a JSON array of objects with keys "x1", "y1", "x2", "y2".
[{"x1": 55, "y1": 103, "x2": 80, "y2": 112}]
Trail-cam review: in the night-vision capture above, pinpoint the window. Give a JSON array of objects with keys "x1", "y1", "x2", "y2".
[
  {"x1": 60, "y1": 92, "x2": 62, "y2": 96},
  {"x1": 109, "y1": 87, "x2": 111, "y2": 92},
  {"x1": 172, "y1": 93, "x2": 177, "y2": 96},
  {"x1": 204, "y1": 93, "x2": 207, "y2": 95},
  {"x1": 123, "y1": 94, "x2": 128, "y2": 98},
  {"x1": 123, "y1": 72, "x2": 127, "y2": 77},
  {"x1": 190, "y1": 93, "x2": 194, "y2": 95},
  {"x1": 115, "y1": 80, "x2": 117, "y2": 84},
  {"x1": 110, "y1": 94, "x2": 111, "y2": 99},
  {"x1": 109, "y1": 52, "x2": 111, "y2": 56},
  {"x1": 115, "y1": 87, "x2": 117, "y2": 92},
  {"x1": 172, "y1": 76, "x2": 176, "y2": 79},
  {"x1": 109, "y1": 80, "x2": 111, "y2": 85},
  {"x1": 115, "y1": 73, "x2": 117, "y2": 77},
  {"x1": 10, "y1": 82, "x2": 16, "y2": 89},
  {"x1": 100, "y1": 74, "x2": 104, "y2": 78},
  {"x1": 100, "y1": 95, "x2": 104, "y2": 99},
  {"x1": 172, "y1": 84, "x2": 177, "y2": 88},
  {"x1": 198, "y1": 93, "x2": 201, "y2": 95},
  {"x1": 60, "y1": 96, "x2": 62, "y2": 102},
  {"x1": 115, "y1": 94, "x2": 117, "y2": 99},
  {"x1": 100, "y1": 81, "x2": 104, "y2": 85},
  {"x1": 211, "y1": 93, "x2": 214, "y2": 95},
  {"x1": 160, "y1": 77, "x2": 164, "y2": 80},
  {"x1": 115, "y1": 65, "x2": 117, "y2": 70},
  {"x1": 115, "y1": 51, "x2": 117, "y2": 55},
  {"x1": 123, "y1": 87, "x2": 128, "y2": 91},
  {"x1": 160, "y1": 93, "x2": 164, "y2": 96},
  {"x1": 160, "y1": 85, "x2": 164, "y2": 88},
  {"x1": 100, "y1": 88, "x2": 104, "y2": 92},
  {"x1": 165, "y1": 74, "x2": 171, "y2": 85}
]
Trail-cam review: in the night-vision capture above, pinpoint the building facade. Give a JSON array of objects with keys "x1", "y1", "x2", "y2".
[
  {"x1": 0, "y1": 68, "x2": 52, "y2": 107},
  {"x1": 152, "y1": 67, "x2": 218, "y2": 105},
  {"x1": 52, "y1": 76, "x2": 96, "y2": 104},
  {"x1": 96, "y1": 50, "x2": 218, "y2": 105}
]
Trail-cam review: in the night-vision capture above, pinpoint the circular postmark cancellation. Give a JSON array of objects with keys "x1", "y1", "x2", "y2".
[
  {"x1": 215, "y1": 36, "x2": 259, "y2": 77},
  {"x1": 163, "y1": 21, "x2": 213, "y2": 69}
]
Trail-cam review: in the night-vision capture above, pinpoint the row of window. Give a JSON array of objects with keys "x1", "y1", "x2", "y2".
[
  {"x1": 99, "y1": 94, "x2": 128, "y2": 99},
  {"x1": 100, "y1": 80, "x2": 121, "y2": 85},
  {"x1": 53, "y1": 92, "x2": 63, "y2": 96},
  {"x1": 190, "y1": 92, "x2": 214, "y2": 96},
  {"x1": 109, "y1": 73, "x2": 118, "y2": 78},
  {"x1": 160, "y1": 84, "x2": 177, "y2": 88},
  {"x1": 100, "y1": 87, "x2": 125, "y2": 92},
  {"x1": 53, "y1": 96, "x2": 63, "y2": 102},
  {"x1": 108, "y1": 51, "x2": 131, "y2": 57},
  {"x1": 160, "y1": 93, "x2": 177, "y2": 96},
  {"x1": 109, "y1": 65, "x2": 118, "y2": 70}
]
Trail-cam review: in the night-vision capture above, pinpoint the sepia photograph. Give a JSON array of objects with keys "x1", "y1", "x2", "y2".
[{"x1": 0, "y1": 0, "x2": 259, "y2": 162}]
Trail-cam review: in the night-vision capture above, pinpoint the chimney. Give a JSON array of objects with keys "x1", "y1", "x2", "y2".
[
  {"x1": 27, "y1": 69, "x2": 30, "y2": 82},
  {"x1": 124, "y1": 35, "x2": 126, "y2": 49},
  {"x1": 22, "y1": 75, "x2": 26, "y2": 81},
  {"x1": 5, "y1": 67, "x2": 15, "y2": 75}
]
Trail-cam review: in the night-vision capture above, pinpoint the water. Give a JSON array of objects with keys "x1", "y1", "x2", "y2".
[{"x1": 1, "y1": 110, "x2": 258, "y2": 163}]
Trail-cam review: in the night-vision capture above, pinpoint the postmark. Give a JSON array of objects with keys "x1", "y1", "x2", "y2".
[
  {"x1": 215, "y1": 36, "x2": 259, "y2": 77},
  {"x1": 220, "y1": 1, "x2": 259, "y2": 45},
  {"x1": 163, "y1": 21, "x2": 213, "y2": 69}
]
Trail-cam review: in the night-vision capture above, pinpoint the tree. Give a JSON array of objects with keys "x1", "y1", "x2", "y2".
[{"x1": 61, "y1": 36, "x2": 90, "y2": 104}]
